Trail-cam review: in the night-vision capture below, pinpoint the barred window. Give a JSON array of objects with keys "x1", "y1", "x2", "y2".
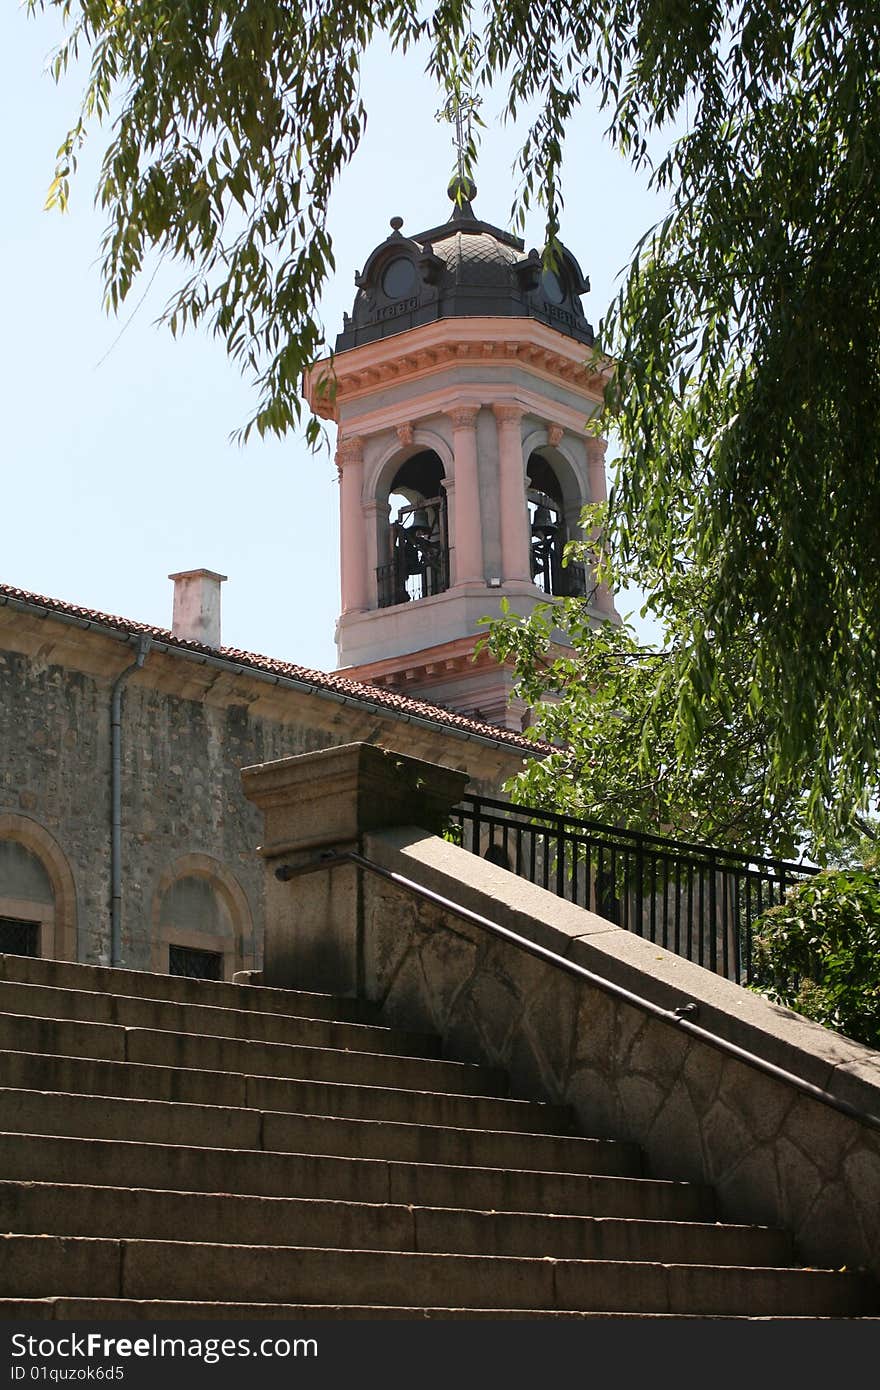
[
  {"x1": 0, "y1": 916, "x2": 40, "y2": 957},
  {"x1": 168, "y1": 944, "x2": 224, "y2": 980}
]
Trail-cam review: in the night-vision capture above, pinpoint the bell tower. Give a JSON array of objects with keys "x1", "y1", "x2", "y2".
[{"x1": 304, "y1": 181, "x2": 617, "y2": 731}]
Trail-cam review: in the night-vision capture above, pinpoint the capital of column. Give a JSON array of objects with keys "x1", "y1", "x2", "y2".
[
  {"x1": 336, "y1": 434, "x2": 365, "y2": 467},
  {"x1": 447, "y1": 405, "x2": 480, "y2": 430},
  {"x1": 586, "y1": 435, "x2": 608, "y2": 466},
  {"x1": 493, "y1": 403, "x2": 524, "y2": 427}
]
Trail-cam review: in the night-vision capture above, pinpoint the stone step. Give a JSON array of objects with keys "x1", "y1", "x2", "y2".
[
  {"x1": 0, "y1": 1133, "x2": 715, "y2": 1219},
  {"x1": 0, "y1": 979, "x2": 437, "y2": 1055},
  {"x1": 0, "y1": 1088, "x2": 639, "y2": 1174},
  {"x1": 0, "y1": 952, "x2": 375, "y2": 1022},
  {"x1": 3, "y1": 1300, "x2": 862, "y2": 1320},
  {"x1": 0, "y1": 958, "x2": 872, "y2": 1322},
  {"x1": 2, "y1": 1236, "x2": 872, "y2": 1316},
  {"x1": 0, "y1": 1181, "x2": 793, "y2": 1266},
  {"x1": 0, "y1": 1014, "x2": 506, "y2": 1095},
  {"x1": 0, "y1": 1050, "x2": 573, "y2": 1133}
]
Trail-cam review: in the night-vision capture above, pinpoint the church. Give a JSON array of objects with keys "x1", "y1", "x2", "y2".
[
  {"x1": 0, "y1": 177, "x2": 612, "y2": 983},
  {"x1": 1, "y1": 178, "x2": 878, "y2": 1322}
]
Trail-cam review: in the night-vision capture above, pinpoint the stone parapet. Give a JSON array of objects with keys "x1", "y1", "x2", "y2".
[
  {"x1": 241, "y1": 743, "x2": 467, "y2": 856},
  {"x1": 241, "y1": 743, "x2": 467, "y2": 992},
  {"x1": 244, "y1": 741, "x2": 880, "y2": 1280},
  {"x1": 359, "y1": 824, "x2": 880, "y2": 1282}
]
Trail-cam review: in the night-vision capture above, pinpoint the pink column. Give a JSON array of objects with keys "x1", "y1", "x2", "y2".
[
  {"x1": 493, "y1": 404, "x2": 532, "y2": 583},
  {"x1": 586, "y1": 434, "x2": 609, "y2": 503},
  {"x1": 586, "y1": 435, "x2": 615, "y2": 614},
  {"x1": 336, "y1": 434, "x2": 368, "y2": 614},
  {"x1": 447, "y1": 406, "x2": 483, "y2": 585},
  {"x1": 362, "y1": 499, "x2": 383, "y2": 607},
  {"x1": 443, "y1": 478, "x2": 457, "y2": 582}
]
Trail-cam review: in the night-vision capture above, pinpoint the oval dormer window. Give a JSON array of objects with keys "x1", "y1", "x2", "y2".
[
  {"x1": 382, "y1": 257, "x2": 418, "y2": 299},
  {"x1": 541, "y1": 268, "x2": 566, "y2": 305}
]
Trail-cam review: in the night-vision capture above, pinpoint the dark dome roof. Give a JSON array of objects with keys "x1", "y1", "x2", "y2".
[
  {"x1": 429, "y1": 229, "x2": 520, "y2": 287},
  {"x1": 335, "y1": 183, "x2": 594, "y2": 353}
]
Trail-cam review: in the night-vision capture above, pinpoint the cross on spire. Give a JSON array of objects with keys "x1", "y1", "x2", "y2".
[{"x1": 436, "y1": 89, "x2": 482, "y2": 183}]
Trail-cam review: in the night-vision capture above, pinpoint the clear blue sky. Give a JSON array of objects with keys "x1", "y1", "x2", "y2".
[{"x1": 1, "y1": 6, "x2": 669, "y2": 671}]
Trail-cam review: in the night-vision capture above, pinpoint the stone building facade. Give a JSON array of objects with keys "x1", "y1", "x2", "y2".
[{"x1": 0, "y1": 581, "x2": 532, "y2": 979}]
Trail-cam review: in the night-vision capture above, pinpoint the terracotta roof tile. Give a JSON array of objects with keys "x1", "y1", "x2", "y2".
[{"x1": 0, "y1": 581, "x2": 543, "y2": 754}]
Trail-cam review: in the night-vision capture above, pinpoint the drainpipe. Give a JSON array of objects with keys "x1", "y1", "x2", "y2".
[{"x1": 110, "y1": 634, "x2": 152, "y2": 966}]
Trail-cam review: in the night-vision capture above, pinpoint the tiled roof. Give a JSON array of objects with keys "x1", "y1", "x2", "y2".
[{"x1": 0, "y1": 581, "x2": 543, "y2": 754}]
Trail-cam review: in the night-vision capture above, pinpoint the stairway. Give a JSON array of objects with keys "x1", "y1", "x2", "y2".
[{"x1": 0, "y1": 952, "x2": 875, "y2": 1320}]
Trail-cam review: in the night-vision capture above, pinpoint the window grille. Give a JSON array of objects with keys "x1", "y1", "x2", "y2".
[
  {"x1": 168, "y1": 944, "x2": 224, "y2": 980},
  {"x1": 0, "y1": 917, "x2": 40, "y2": 957}
]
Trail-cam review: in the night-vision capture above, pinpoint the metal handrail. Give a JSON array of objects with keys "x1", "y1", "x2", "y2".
[
  {"x1": 275, "y1": 847, "x2": 880, "y2": 1135},
  {"x1": 457, "y1": 793, "x2": 819, "y2": 876}
]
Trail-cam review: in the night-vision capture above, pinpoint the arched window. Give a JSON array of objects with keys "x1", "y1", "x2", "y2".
[
  {"x1": 0, "y1": 815, "x2": 77, "y2": 961},
  {"x1": 378, "y1": 450, "x2": 449, "y2": 608},
  {"x1": 527, "y1": 451, "x2": 586, "y2": 598},
  {"x1": 0, "y1": 840, "x2": 53, "y2": 957},
  {"x1": 152, "y1": 855, "x2": 255, "y2": 980}
]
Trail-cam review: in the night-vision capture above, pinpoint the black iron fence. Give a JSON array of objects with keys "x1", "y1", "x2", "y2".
[{"x1": 450, "y1": 794, "x2": 818, "y2": 985}]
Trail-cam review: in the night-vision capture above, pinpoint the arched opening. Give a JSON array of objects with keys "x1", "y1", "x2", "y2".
[
  {"x1": 0, "y1": 840, "x2": 53, "y2": 957},
  {"x1": 0, "y1": 815, "x2": 77, "y2": 960},
  {"x1": 526, "y1": 451, "x2": 586, "y2": 597},
  {"x1": 152, "y1": 855, "x2": 255, "y2": 981},
  {"x1": 378, "y1": 450, "x2": 449, "y2": 608}
]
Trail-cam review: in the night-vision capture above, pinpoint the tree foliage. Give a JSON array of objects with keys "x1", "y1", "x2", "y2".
[
  {"x1": 594, "y1": 3, "x2": 880, "y2": 848},
  {"x1": 34, "y1": 0, "x2": 422, "y2": 444},
  {"x1": 752, "y1": 859, "x2": 880, "y2": 1048},
  {"x1": 486, "y1": 511, "x2": 878, "y2": 859},
  {"x1": 31, "y1": 0, "x2": 880, "y2": 827},
  {"x1": 485, "y1": 519, "x2": 819, "y2": 861}
]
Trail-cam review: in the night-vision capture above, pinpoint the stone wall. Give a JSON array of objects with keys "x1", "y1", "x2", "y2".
[
  {"x1": 0, "y1": 607, "x2": 526, "y2": 971},
  {"x1": 357, "y1": 827, "x2": 880, "y2": 1280}
]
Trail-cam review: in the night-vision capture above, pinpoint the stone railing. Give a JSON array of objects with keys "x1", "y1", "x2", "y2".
[{"x1": 242, "y1": 742, "x2": 880, "y2": 1280}]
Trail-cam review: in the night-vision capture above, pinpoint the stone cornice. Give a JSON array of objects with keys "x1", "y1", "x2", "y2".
[
  {"x1": 332, "y1": 385, "x2": 599, "y2": 442},
  {"x1": 343, "y1": 634, "x2": 504, "y2": 690},
  {"x1": 304, "y1": 317, "x2": 611, "y2": 422}
]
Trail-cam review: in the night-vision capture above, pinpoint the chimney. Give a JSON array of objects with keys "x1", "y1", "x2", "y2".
[{"x1": 168, "y1": 569, "x2": 227, "y2": 648}]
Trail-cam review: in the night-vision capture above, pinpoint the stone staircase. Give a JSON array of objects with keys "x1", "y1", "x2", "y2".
[{"x1": 0, "y1": 952, "x2": 876, "y2": 1319}]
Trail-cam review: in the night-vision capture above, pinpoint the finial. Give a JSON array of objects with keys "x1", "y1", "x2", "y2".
[
  {"x1": 448, "y1": 175, "x2": 477, "y2": 206},
  {"x1": 390, "y1": 216, "x2": 404, "y2": 234}
]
